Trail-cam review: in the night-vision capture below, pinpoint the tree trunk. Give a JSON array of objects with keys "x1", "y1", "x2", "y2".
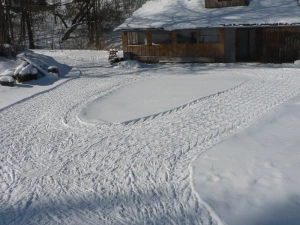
[
  {"x1": 6, "y1": 0, "x2": 14, "y2": 43},
  {"x1": 25, "y1": 12, "x2": 35, "y2": 49},
  {"x1": 19, "y1": 12, "x2": 26, "y2": 46},
  {"x1": 0, "y1": 1, "x2": 9, "y2": 43},
  {"x1": 87, "y1": 4, "x2": 94, "y2": 47}
]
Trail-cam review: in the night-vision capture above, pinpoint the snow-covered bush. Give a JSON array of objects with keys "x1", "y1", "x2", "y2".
[{"x1": 294, "y1": 60, "x2": 300, "y2": 67}]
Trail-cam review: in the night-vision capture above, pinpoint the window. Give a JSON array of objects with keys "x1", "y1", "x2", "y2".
[
  {"x1": 200, "y1": 29, "x2": 219, "y2": 43},
  {"x1": 152, "y1": 31, "x2": 172, "y2": 45},
  {"x1": 127, "y1": 31, "x2": 147, "y2": 45},
  {"x1": 177, "y1": 30, "x2": 197, "y2": 44}
]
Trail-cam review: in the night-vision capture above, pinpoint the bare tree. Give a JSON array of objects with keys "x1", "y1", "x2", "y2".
[
  {"x1": 1, "y1": 0, "x2": 138, "y2": 49},
  {"x1": 7, "y1": 0, "x2": 49, "y2": 48},
  {"x1": 0, "y1": 0, "x2": 11, "y2": 44},
  {"x1": 86, "y1": 0, "x2": 123, "y2": 49}
]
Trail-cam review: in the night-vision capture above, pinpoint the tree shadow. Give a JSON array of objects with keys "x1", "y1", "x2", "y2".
[
  {"x1": 0, "y1": 184, "x2": 211, "y2": 225},
  {"x1": 233, "y1": 198, "x2": 300, "y2": 225},
  {"x1": 23, "y1": 50, "x2": 74, "y2": 78},
  {"x1": 14, "y1": 83, "x2": 33, "y2": 88}
]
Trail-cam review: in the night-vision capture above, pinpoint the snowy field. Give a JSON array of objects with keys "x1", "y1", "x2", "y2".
[{"x1": 1, "y1": 50, "x2": 300, "y2": 225}]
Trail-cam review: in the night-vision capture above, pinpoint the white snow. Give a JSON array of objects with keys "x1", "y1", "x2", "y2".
[
  {"x1": 19, "y1": 64, "x2": 34, "y2": 76},
  {"x1": 115, "y1": 60, "x2": 143, "y2": 69},
  {"x1": 79, "y1": 73, "x2": 246, "y2": 123},
  {"x1": 295, "y1": 60, "x2": 300, "y2": 67},
  {"x1": 0, "y1": 69, "x2": 15, "y2": 77},
  {"x1": 1, "y1": 50, "x2": 300, "y2": 225},
  {"x1": 0, "y1": 76, "x2": 14, "y2": 82},
  {"x1": 116, "y1": 0, "x2": 300, "y2": 30},
  {"x1": 193, "y1": 95, "x2": 300, "y2": 225},
  {"x1": 48, "y1": 66, "x2": 58, "y2": 70},
  {"x1": 14, "y1": 61, "x2": 29, "y2": 76},
  {"x1": 0, "y1": 51, "x2": 79, "y2": 109}
]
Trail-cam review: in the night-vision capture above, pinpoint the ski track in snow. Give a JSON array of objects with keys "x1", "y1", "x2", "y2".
[{"x1": 1, "y1": 54, "x2": 300, "y2": 225}]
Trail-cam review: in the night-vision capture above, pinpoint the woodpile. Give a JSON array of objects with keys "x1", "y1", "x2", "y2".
[{"x1": 0, "y1": 58, "x2": 59, "y2": 87}]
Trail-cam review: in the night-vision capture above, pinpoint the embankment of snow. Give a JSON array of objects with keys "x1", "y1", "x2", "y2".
[
  {"x1": 193, "y1": 95, "x2": 300, "y2": 225},
  {"x1": 114, "y1": 60, "x2": 144, "y2": 69}
]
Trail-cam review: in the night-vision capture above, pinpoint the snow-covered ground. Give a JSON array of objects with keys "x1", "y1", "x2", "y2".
[
  {"x1": 194, "y1": 95, "x2": 300, "y2": 225},
  {"x1": 0, "y1": 50, "x2": 300, "y2": 225}
]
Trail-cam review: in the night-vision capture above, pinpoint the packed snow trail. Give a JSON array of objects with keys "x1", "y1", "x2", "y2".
[{"x1": 1, "y1": 53, "x2": 300, "y2": 224}]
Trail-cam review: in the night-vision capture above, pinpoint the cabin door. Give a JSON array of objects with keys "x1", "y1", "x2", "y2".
[{"x1": 236, "y1": 29, "x2": 249, "y2": 61}]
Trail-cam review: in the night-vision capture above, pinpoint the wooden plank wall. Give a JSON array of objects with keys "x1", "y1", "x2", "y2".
[
  {"x1": 122, "y1": 29, "x2": 225, "y2": 63},
  {"x1": 260, "y1": 28, "x2": 300, "y2": 63},
  {"x1": 123, "y1": 27, "x2": 300, "y2": 63},
  {"x1": 205, "y1": 0, "x2": 247, "y2": 8}
]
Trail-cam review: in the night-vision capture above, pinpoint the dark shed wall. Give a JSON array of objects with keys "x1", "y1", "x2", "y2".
[
  {"x1": 260, "y1": 27, "x2": 300, "y2": 63},
  {"x1": 205, "y1": 0, "x2": 248, "y2": 8},
  {"x1": 224, "y1": 27, "x2": 300, "y2": 63},
  {"x1": 224, "y1": 29, "x2": 236, "y2": 63}
]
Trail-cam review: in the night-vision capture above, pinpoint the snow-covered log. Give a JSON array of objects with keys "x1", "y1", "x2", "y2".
[
  {"x1": 22, "y1": 57, "x2": 49, "y2": 77},
  {"x1": 14, "y1": 61, "x2": 29, "y2": 76}
]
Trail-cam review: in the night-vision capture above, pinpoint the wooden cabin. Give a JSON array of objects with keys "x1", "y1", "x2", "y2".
[{"x1": 117, "y1": 0, "x2": 300, "y2": 64}]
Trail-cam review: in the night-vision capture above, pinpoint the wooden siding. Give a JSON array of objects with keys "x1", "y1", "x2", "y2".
[
  {"x1": 260, "y1": 28, "x2": 300, "y2": 63},
  {"x1": 122, "y1": 27, "x2": 300, "y2": 64},
  {"x1": 122, "y1": 29, "x2": 225, "y2": 63},
  {"x1": 122, "y1": 32, "x2": 128, "y2": 49},
  {"x1": 126, "y1": 44, "x2": 223, "y2": 62},
  {"x1": 205, "y1": 0, "x2": 248, "y2": 8}
]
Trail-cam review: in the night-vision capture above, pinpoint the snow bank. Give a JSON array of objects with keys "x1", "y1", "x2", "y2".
[
  {"x1": 193, "y1": 95, "x2": 300, "y2": 225},
  {"x1": 294, "y1": 60, "x2": 300, "y2": 67},
  {"x1": 114, "y1": 60, "x2": 143, "y2": 69}
]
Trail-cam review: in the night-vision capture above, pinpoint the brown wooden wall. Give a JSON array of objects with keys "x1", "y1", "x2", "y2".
[
  {"x1": 259, "y1": 28, "x2": 300, "y2": 63},
  {"x1": 122, "y1": 29, "x2": 225, "y2": 63},
  {"x1": 205, "y1": 0, "x2": 248, "y2": 8}
]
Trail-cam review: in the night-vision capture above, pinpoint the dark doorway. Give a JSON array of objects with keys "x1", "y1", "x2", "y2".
[
  {"x1": 236, "y1": 28, "x2": 258, "y2": 62},
  {"x1": 236, "y1": 29, "x2": 249, "y2": 61}
]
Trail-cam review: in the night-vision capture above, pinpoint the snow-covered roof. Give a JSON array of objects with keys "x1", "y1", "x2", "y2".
[{"x1": 116, "y1": 0, "x2": 300, "y2": 31}]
